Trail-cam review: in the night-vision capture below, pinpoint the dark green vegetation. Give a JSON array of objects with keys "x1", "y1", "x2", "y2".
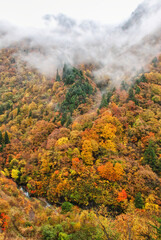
[{"x1": 60, "y1": 65, "x2": 93, "y2": 119}]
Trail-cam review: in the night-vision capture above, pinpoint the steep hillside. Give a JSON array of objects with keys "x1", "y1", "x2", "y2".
[
  {"x1": 0, "y1": 44, "x2": 160, "y2": 239},
  {"x1": 0, "y1": 172, "x2": 113, "y2": 240}
]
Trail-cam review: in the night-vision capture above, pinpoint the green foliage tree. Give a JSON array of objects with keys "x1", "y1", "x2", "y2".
[
  {"x1": 61, "y1": 79, "x2": 93, "y2": 114},
  {"x1": 135, "y1": 86, "x2": 140, "y2": 94},
  {"x1": 0, "y1": 105, "x2": 4, "y2": 115},
  {"x1": 0, "y1": 131, "x2": 3, "y2": 145},
  {"x1": 62, "y1": 64, "x2": 75, "y2": 85},
  {"x1": 152, "y1": 57, "x2": 158, "y2": 68},
  {"x1": 61, "y1": 202, "x2": 73, "y2": 213},
  {"x1": 62, "y1": 64, "x2": 68, "y2": 82},
  {"x1": 59, "y1": 232, "x2": 70, "y2": 240},
  {"x1": 152, "y1": 57, "x2": 158, "y2": 64},
  {"x1": 134, "y1": 192, "x2": 144, "y2": 209},
  {"x1": 70, "y1": 226, "x2": 103, "y2": 240},
  {"x1": 121, "y1": 81, "x2": 129, "y2": 91},
  {"x1": 42, "y1": 224, "x2": 64, "y2": 240},
  {"x1": 61, "y1": 113, "x2": 67, "y2": 126},
  {"x1": 100, "y1": 94, "x2": 107, "y2": 109},
  {"x1": 136, "y1": 74, "x2": 147, "y2": 85},
  {"x1": 56, "y1": 69, "x2": 61, "y2": 82},
  {"x1": 128, "y1": 87, "x2": 139, "y2": 105},
  {"x1": 128, "y1": 88, "x2": 135, "y2": 100},
  {"x1": 42, "y1": 225, "x2": 56, "y2": 240},
  {"x1": 0, "y1": 131, "x2": 3, "y2": 152},
  {"x1": 66, "y1": 115, "x2": 72, "y2": 127},
  {"x1": 4, "y1": 131, "x2": 10, "y2": 144},
  {"x1": 28, "y1": 109, "x2": 32, "y2": 118},
  {"x1": 144, "y1": 140, "x2": 157, "y2": 171},
  {"x1": 62, "y1": 65, "x2": 84, "y2": 85},
  {"x1": 99, "y1": 91, "x2": 113, "y2": 109},
  {"x1": 17, "y1": 106, "x2": 20, "y2": 115}
]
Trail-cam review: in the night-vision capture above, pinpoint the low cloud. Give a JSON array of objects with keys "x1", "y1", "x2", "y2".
[{"x1": 0, "y1": 0, "x2": 161, "y2": 84}]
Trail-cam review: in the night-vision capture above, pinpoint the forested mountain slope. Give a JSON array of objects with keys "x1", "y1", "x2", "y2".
[{"x1": 0, "y1": 45, "x2": 160, "y2": 239}]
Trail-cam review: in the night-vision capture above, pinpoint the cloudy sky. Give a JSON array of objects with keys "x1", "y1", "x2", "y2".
[{"x1": 0, "y1": 0, "x2": 144, "y2": 27}]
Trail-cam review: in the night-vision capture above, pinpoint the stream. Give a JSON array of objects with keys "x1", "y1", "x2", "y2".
[{"x1": 19, "y1": 186, "x2": 53, "y2": 209}]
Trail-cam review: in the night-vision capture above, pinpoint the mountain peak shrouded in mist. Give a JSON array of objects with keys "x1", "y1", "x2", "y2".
[
  {"x1": 122, "y1": 0, "x2": 161, "y2": 30},
  {"x1": 0, "y1": 0, "x2": 161, "y2": 84}
]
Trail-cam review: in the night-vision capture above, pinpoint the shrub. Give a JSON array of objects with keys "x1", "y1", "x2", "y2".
[
  {"x1": 41, "y1": 224, "x2": 64, "y2": 240},
  {"x1": 61, "y1": 202, "x2": 73, "y2": 213},
  {"x1": 70, "y1": 226, "x2": 103, "y2": 240},
  {"x1": 42, "y1": 225, "x2": 55, "y2": 240},
  {"x1": 59, "y1": 232, "x2": 70, "y2": 240}
]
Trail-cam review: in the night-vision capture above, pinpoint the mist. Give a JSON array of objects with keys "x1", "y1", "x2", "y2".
[{"x1": 0, "y1": 0, "x2": 161, "y2": 84}]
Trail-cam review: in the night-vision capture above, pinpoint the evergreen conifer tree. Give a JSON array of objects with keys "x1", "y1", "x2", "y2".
[
  {"x1": 17, "y1": 106, "x2": 20, "y2": 115},
  {"x1": 62, "y1": 64, "x2": 68, "y2": 81},
  {"x1": 56, "y1": 69, "x2": 60, "y2": 82},
  {"x1": 28, "y1": 109, "x2": 32, "y2": 118},
  {"x1": 4, "y1": 131, "x2": 10, "y2": 144},
  {"x1": 134, "y1": 192, "x2": 144, "y2": 209},
  {"x1": 144, "y1": 140, "x2": 157, "y2": 171},
  {"x1": 0, "y1": 131, "x2": 2, "y2": 145}
]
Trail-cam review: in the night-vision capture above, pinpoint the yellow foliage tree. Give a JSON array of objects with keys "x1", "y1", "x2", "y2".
[
  {"x1": 56, "y1": 137, "x2": 69, "y2": 146},
  {"x1": 145, "y1": 194, "x2": 159, "y2": 213},
  {"x1": 11, "y1": 169, "x2": 20, "y2": 181},
  {"x1": 81, "y1": 139, "x2": 93, "y2": 165}
]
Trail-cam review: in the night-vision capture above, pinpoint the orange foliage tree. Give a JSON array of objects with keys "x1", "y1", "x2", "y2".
[
  {"x1": 117, "y1": 189, "x2": 127, "y2": 202},
  {"x1": 98, "y1": 162, "x2": 124, "y2": 181},
  {"x1": 0, "y1": 213, "x2": 10, "y2": 231}
]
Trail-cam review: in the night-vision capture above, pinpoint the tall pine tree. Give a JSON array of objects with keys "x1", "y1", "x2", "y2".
[
  {"x1": 144, "y1": 140, "x2": 157, "y2": 171},
  {"x1": 0, "y1": 131, "x2": 2, "y2": 145},
  {"x1": 56, "y1": 69, "x2": 60, "y2": 82},
  {"x1": 0, "y1": 131, "x2": 3, "y2": 152},
  {"x1": 4, "y1": 131, "x2": 10, "y2": 144}
]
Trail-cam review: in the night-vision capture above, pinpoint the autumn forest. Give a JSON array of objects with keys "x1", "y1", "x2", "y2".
[{"x1": 0, "y1": 41, "x2": 159, "y2": 240}]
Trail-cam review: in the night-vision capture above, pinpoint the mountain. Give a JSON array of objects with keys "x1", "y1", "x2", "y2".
[
  {"x1": 0, "y1": 2, "x2": 160, "y2": 240},
  {"x1": 122, "y1": 0, "x2": 161, "y2": 30}
]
